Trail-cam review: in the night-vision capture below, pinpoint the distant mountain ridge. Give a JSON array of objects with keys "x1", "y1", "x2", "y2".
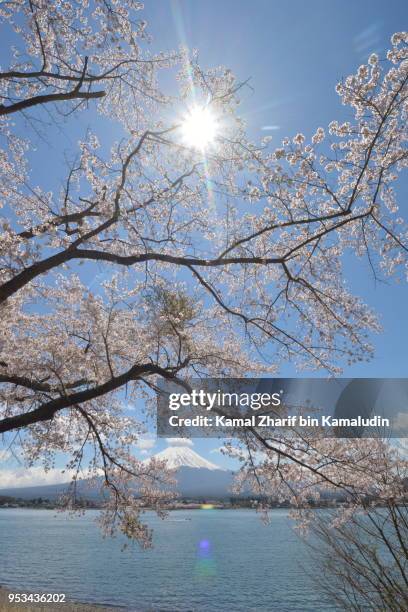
[{"x1": 0, "y1": 447, "x2": 236, "y2": 500}]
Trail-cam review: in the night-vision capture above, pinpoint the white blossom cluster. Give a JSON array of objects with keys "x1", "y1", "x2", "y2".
[{"x1": 0, "y1": 5, "x2": 407, "y2": 542}]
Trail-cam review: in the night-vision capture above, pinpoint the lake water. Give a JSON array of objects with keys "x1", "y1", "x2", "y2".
[{"x1": 0, "y1": 508, "x2": 337, "y2": 611}]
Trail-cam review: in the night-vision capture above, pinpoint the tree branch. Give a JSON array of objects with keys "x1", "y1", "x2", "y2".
[
  {"x1": 0, "y1": 89, "x2": 105, "y2": 116},
  {"x1": 0, "y1": 362, "x2": 181, "y2": 434}
]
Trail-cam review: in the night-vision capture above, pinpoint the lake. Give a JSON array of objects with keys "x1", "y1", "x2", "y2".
[{"x1": 0, "y1": 508, "x2": 337, "y2": 611}]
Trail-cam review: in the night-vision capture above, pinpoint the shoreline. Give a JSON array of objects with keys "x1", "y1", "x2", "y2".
[{"x1": 0, "y1": 588, "x2": 122, "y2": 612}]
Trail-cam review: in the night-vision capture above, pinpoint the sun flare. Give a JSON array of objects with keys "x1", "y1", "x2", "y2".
[{"x1": 181, "y1": 106, "x2": 218, "y2": 150}]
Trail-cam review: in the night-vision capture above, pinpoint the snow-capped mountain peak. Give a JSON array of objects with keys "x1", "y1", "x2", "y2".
[{"x1": 146, "y1": 446, "x2": 223, "y2": 471}]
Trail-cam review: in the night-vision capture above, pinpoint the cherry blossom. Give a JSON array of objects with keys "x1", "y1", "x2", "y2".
[{"x1": 0, "y1": 4, "x2": 407, "y2": 543}]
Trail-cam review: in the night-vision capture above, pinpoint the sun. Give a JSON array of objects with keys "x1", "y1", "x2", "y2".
[{"x1": 181, "y1": 105, "x2": 218, "y2": 150}]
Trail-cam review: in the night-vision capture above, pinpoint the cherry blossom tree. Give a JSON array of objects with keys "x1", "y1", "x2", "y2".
[
  {"x1": 0, "y1": 2, "x2": 407, "y2": 544},
  {"x1": 308, "y1": 499, "x2": 408, "y2": 611}
]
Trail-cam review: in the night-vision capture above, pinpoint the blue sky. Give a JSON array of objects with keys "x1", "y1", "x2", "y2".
[
  {"x1": 141, "y1": 0, "x2": 408, "y2": 382},
  {"x1": 150, "y1": 0, "x2": 408, "y2": 466},
  {"x1": 1, "y1": 1, "x2": 407, "y2": 480}
]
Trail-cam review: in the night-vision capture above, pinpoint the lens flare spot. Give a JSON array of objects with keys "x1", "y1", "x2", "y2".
[
  {"x1": 195, "y1": 558, "x2": 217, "y2": 578},
  {"x1": 195, "y1": 538, "x2": 216, "y2": 579}
]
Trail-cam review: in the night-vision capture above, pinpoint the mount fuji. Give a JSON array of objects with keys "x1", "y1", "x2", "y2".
[
  {"x1": 143, "y1": 446, "x2": 235, "y2": 499},
  {"x1": 0, "y1": 447, "x2": 237, "y2": 501},
  {"x1": 145, "y1": 445, "x2": 222, "y2": 471}
]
